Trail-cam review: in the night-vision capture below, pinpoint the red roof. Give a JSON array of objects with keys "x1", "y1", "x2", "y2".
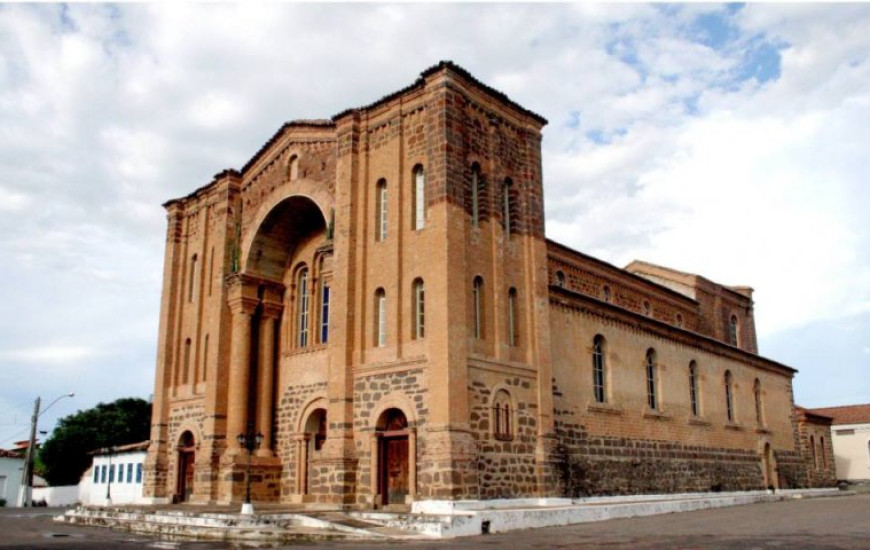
[{"x1": 806, "y1": 404, "x2": 870, "y2": 425}]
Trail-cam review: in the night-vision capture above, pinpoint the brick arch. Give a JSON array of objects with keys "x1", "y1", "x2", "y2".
[
  {"x1": 369, "y1": 392, "x2": 418, "y2": 429},
  {"x1": 296, "y1": 394, "x2": 329, "y2": 433},
  {"x1": 173, "y1": 421, "x2": 203, "y2": 451},
  {"x1": 240, "y1": 182, "x2": 335, "y2": 280}
]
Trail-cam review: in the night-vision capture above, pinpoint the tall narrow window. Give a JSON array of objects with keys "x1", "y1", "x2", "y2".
[
  {"x1": 413, "y1": 165, "x2": 425, "y2": 230},
  {"x1": 754, "y1": 379, "x2": 763, "y2": 425},
  {"x1": 320, "y1": 283, "x2": 330, "y2": 344},
  {"x1": 471, "y1": 163, "x2": 481, "y2": 227},
  {"x1": 592, "y1": 335, "x2": 606, "y2": 404},
  {"x1": 502, "y1": 178, "x2": 513, "y2": 235},
  {"x1": 473, "y1": 276, "x2": 484, "y2": 339},
  {"x1": 643, "y1": 301, "x2": 651, "y2": 316},
  {"x1": 375, "y1": 288, "x2": 386, "y2": 347},
  {"x1": 183, "y1": 338, "x2": 191, "y2": 384},
  {"x1": 188, "y1": 254, "x2": 198, "y2": 302},
  {"x1": 202, "y1": 334, "x2": 209, "y2": 383},
  {"x1": 810, "y1": 435, "x2": 817, "y2": 468},
  {"x1": 492, "y1": 389, "x2": 513, "y2": 440},
  {"x1": 508, "y1": 287, "x2": 519, "y2": 347},
  {"x1": 689, "y1": 361, "x2": 700, "y2": 416},
  {"x1": 288, "y1": 155, "x2": 299, "y2": 180},
  {"x1": 413, "y1": 278, "x2": 425, "y2": 339},
  {"x1": 556, "y1": 270, "x2": 566, "y2": 288},
  {"x1": 136, "y1": 463, "x2": 143, "y2": 483},
  {"x1": 376, "y1": 179, "x2": 388, "y2": 241},
  {"x1": 820, "y1": 437, "x2": 827, "y2": 468},
  {"x1": 646, "y1": 348, "x2": 658, "y2": 410},
  {"x1": 297, "y1": 267, "x2": 310, "y2": 347},
  {"x1": 729, "y1": 315, "x2": 739, "y2": 346},
  {"x1": 725, "y1": 370, "x2": 734, "y2": 422}
]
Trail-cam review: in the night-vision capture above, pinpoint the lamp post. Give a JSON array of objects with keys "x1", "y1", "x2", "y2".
[
  {"x1": 18, "y1": 392, "x2": 75, "y2": 507},
  {"x1": 236, "y1": 424, "x2": 263, "y2": 515}
]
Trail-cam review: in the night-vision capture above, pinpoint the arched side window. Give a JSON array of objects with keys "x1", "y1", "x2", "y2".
[
  {"x1": 413, "y1": 278, "x2": 425, "y2": 339},
  {"x1": 689, "y1": 361, "x2": 699, "y2": 416},
  {"x1": 183, "y1": 338, "x2": 192, "y2": 385},
  {"x1": 645, "y1": 348, "x2": 658, "y2": 410},
  {"x1": 297, "y1": 267, "x2": 310, "y2": 348},
  {"x1": 188, "y1": 254, "x2": 198, "y2": 303},
  {"x1": 810, "y1": 435, "x2": 817, "y2": 469},
  {"x1": 729, "y1": 315, "x2": 739, "y2": 346},
  {"x1": 492, "y1": 389, "x2": 513, "y2": 441},
  {"x1": 413, "y1": 165, "x2": 425, "y2": 230},
  {"x1": 592, "y1": 335, "x2": 606, "y2": 404},
  {"x1": 375, "y1": 288, "x2": 386, "y2": 347},
  {"x1": 320, "y1": 278, "x2": 330, "y2": 344},
  {"x1": 508, "y1": 287, "x2": 519, "y2": 347},
  {"x1": 288, "y1": 154, "x2": 299, "y2": 180},
  {"x1": 556, "y1": 270, "x2": 565, "y2": 288},
  {"x1": 725, "y1": 370, "x2": 734, "y2": 422},
  {"x1": 502, "y1": 178, "x2": 514, "y2": 236},
  {"x1": 754, "y1": 379, "x2": 763, "y2": 425},
  {"x1": 376, "y1": 179, "x2": 388, "y2": 242},
  {"x1": 602, "y1": 285, "x2": 611, "y2": 303},
  {"x1": 471, "y1": 163, "x2": 483, "y2": 227},
  {"x1": 472, "y1": 276, "x2": 485, "y2": 339}
]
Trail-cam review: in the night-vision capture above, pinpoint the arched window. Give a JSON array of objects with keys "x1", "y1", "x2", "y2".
[
  {"x1": 810, "y1": 435, "x2": 817, "y2": 469},
  {"x1": 413, "y1": 278, "x2": 425, "y2": 339},
  {"x1": 754, "y1": 379, "x2": 763, "y2": 425},
  {"x1": 376, "y1": 179, "x2": 388, "y2": 242},
  {"x1": 502, "y1": 178, "x2": 514, "y2": 235},
  {"x1": 492, "y1": 389, "x2": 513, "y2": 441},
  {"x1": 556, "y1": 270, "x2": 566, "y2": 288},
  {"x1": 183, "y1": 338, "x2": 192, "y2": 385},
  {"x1": 320, "y1": 279, "x2": 330, "y2": 344},
  {"x1": 646, "y1": 348, "x2": 658, "y2": 410},
  {"x1": 473, "y1": 276, "x2": 485, "y2": 339},
  {"x1": 729, "y1": 315, "x2": 739, "y2": 346},
  {"x1": 471, "y1": 163, "x2": 482, "y2": 227},
  {"x1": 413, "y1": 165, "x2": 425, "y2": 230},
  {"x1": 297, "y1": 267, "x2": 310, "y2": 347},
  {"x1": 725, "y1": 370, "x2": 734, "y2": 422},
  {"x1": 288, "y1": 155, "x2": 299, "y2": 180},
  {"x1": 689, "y1": 361, "x2": 699, "y2": 416},
  {"x1": 592, "y1": 335, "x2": 606, "y2": 404},
  {"x1": 188, "y1": 254, "x2": 198, "y2": 303},
  {"x1": 602, "y1": 285, "x2": 611, "y2": 303},
  {"x1": 375, "y1": 288, "x2": 386, "y2": 347},
  {"x1": 508, "y1": 287, "x2": 519, "y2": 347}
]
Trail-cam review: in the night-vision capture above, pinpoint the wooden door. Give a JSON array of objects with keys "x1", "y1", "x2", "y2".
[
  {"x1": 177, "y1": 450, "x2": 195, "y2": 502},
  {"x1": 381, "y1": 436, "x2": 409, "y2": 505}
]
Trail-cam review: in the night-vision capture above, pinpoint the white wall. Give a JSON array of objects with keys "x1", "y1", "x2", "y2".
[
  {"x1": 0, "y1": 457, "x2": 23, "y2": 507},
  {"x1": 31, "y1": 485, "x2": 79, "y2": 507},
  {"x1": 831, "y1": 422, "x2": 870, "y2": 481},
  {"x1": 80, "y1": 450, "x2": 147, "y2": 506}
]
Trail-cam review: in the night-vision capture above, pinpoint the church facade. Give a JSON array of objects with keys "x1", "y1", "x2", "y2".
[{"x1": 144, "y1": 62, "x2": 819, "y2": 507}]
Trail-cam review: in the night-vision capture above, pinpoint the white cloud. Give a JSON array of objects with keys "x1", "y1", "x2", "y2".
[{"x1": 0, "y1": 346, "x2": 102, "y2": 364}]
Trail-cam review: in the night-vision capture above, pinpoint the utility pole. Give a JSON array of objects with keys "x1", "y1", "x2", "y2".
[{"x1": 18, "y1": 396, "x2": 40, "y2": 508}]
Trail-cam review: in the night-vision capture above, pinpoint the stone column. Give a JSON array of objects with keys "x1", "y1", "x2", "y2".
[
  {"x1": 255, "y1": 314, "x2": 277, "y2": 457},
  {"x1": 226, "y1": 293, "x2": 257, "y2": 454},
  {"x1": 370, "y1": 433, "x2": 379, "y2": 501}
]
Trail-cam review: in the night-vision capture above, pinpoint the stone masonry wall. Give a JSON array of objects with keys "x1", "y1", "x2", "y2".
[{"x1": 274, "y1": 381, "x2": 329, "y2": 498}]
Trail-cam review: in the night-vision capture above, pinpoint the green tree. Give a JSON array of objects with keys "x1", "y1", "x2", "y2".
[{"x1": 39, "y1": 397, "x2": 151, "y2": 486}]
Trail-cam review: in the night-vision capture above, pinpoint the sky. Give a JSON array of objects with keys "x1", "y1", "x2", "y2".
[{"x1": 1, "y1": 2, "x2": 868, "y2": 449}]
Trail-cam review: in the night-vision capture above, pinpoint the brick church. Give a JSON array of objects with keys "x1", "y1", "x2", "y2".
[{"x1": 144, "y1": 62, "x2": 833, "y2": 507}]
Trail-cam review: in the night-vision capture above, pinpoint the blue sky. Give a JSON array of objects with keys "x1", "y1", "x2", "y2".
[{"x1": 1, "y1": 3, "x2": 868, "y2": 448}]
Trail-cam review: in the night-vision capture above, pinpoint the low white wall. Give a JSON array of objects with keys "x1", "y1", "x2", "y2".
[{"x1": 32, "y1": 485, "x2": 79, "y2": 507}]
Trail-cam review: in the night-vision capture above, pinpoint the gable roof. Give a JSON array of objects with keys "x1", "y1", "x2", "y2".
[{"x1": 805, "y1": 404, "x2": 870, "y2": 425}]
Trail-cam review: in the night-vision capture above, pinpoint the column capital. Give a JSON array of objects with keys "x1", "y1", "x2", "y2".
[{"x1": 226, "y1": 274, "x2": 259, "y2": 315}]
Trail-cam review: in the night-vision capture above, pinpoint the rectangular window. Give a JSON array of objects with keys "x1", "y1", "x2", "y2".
[
  {"x1": 647, "y1": 365, "x2": 657, "y2": 410},
  {"x1": 835, "y1": 429, "x2": 855, "y2": 435},
  {"x1": 298, "y1": 268, "x2": 309, "y2": 347},
  {"x1": 415, "y1": 281, "x2": 425, "y2": 339},
  {"x1": 377, "y1": 291, "x2": 387, "y2": 347},
  {"x1": 100, "y1": 465, "x2": 106, "y2": 483},
  {"x1": 414, "y1": 167, "x2": 426, "y2": 230},
  {"x1": 136, "y1": 463, "x2": 143, "y2": 483},
  {"x1": 109, "y1": 464, "x2": 115, "y2": 484},
  {"x1": 320, "y1": 285, "x2": 330, "y2": 343},
  {"x1": 0, "y1": 475, "x2": 6, "y2": 498},
  {"x1": 93, "y1": 466, "x2": 99, "y2": 483},
  {"x1": 126, "y1": 463, "x2": 133, "y2": 483},
  {"x1": 376, "y1": 180, "x2": 388, "y2": 241}
]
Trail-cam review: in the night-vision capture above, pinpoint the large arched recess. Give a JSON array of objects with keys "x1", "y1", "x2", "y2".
[{"x1": 242, "y1": 191, "x2": 330, "y2": 283}]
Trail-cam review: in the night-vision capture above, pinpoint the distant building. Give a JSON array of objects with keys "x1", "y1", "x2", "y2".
[
  {"x1": 0, "y1": 450, "x2": 23, "y2": 506},
  {"x1": 794, "y1": 407, "x2": 836, "y2": 487},
  {"x1": 145, "y1": 61, "x2": 828, "y2": 507},
  {"x1": 81, "y1": 441, "x2": 149, "y2": 506},
  {"x1": 806, "y1": 404, "x2": 870, "y2": 483}
]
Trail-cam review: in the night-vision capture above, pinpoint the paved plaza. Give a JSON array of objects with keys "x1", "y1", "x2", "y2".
[{"x1": 1, "y1": 493, "x2": 868, "y2": 549}]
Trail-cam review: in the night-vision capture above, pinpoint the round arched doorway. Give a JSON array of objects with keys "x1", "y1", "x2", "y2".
[
  {"x1": 376, "y1": 408, "x2": 411, "y2": 506},
  {"x1": 176, "y1": 431, "x2": 196, "y2": 503},
  {"x1": 302, "y1": 408, "x2": 327, "y2": 495}
]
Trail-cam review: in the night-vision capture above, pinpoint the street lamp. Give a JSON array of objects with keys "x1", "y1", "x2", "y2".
[
  {"x1": 236, "y1": 425, "x2": 263, "y2": 515},
  {"x1": 18, "y1": 392, "x2": 75, "y2": 507}
]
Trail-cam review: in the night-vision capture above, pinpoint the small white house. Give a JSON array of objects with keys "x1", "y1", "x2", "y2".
[
  {"x1": 0, "y1": 452, "x2": 24, "y2": 507},
  {"x1": 80, "y1": 441, "x2": 149, "y2": 506},
  {"x1": 808, "y1": 404, "x2": 870, "y2": 483}
]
